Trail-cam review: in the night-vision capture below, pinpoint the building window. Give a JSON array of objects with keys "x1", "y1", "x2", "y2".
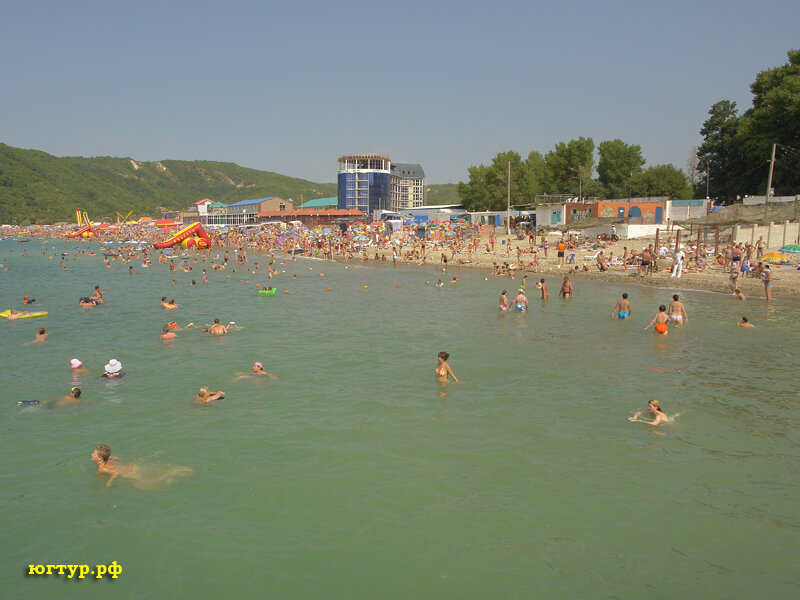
[{"x1": 279, "y1": 203, "x2": 285, "y2": 211}]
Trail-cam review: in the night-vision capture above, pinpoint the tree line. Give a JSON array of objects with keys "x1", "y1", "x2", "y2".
[{"x1": 458, "y1": 49, "x2": 799, "y2": 212}]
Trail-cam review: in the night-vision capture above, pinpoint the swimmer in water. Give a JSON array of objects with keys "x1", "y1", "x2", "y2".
[
  {"x1": 54, "y1": 387, "x2": 82, "y2": 408},
  {"x1": 34, "y1": 327, "x2": 47, "y2": 342},
  {"x1": 737, "y1": 316, "x2": 755, "y2": 328},
  {"x1": 161, "y1": 323, "x2": 178, "y2": 340},
  {"x1": 195, "y1": 387, "x2": 225, "y2": 404},
  {"x1": 250, "y1": 361, "x2": 277, "y2": 379},
  {"x1": 435, "y1": 351, "x2": 459, "y2": 383},
  {"x1": 628, "y1": 399, "x2": 669, "y2": 426},
  {"x1": 644, "y1": 305, "x2": 670, "y2": 334},
  {"x1": 203, "y1": 319, "x2": 233, "y2": 335},
  {"x1": 499, "y1": 290, "x2": 509, "y2": 311},
  {"x1": 611, "y1": 293, "x2": 631, "y2": 318},
  {"x1": 91, "y1": 444, "x2": 193, "y2": 489},
  {"x1": 733, "y1": 289, "x2": 746, "y2": 300},
  {"x1": 23, "y1": 295, "x2": 34, "y2": 304}
]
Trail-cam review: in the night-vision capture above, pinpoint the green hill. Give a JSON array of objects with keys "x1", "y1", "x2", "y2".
[
  {"x1": 0, "y1": 144, "x2": 339, "y2": 224},
  {"x1": 0, "y1": 143, "x2": 462, "y2": 224}
]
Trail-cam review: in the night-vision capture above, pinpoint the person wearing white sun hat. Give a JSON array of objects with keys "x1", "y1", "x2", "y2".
[{"x1": 101, "y1": 359, "x2": 125, "y2": 379}]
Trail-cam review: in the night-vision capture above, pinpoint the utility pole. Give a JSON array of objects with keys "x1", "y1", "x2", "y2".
[
  {"x1": 764, "y1": 143, "x2": 776, "y2": 221},
  {"x1": 506, "y1": 161, "x2": 511, "y2": 236}
]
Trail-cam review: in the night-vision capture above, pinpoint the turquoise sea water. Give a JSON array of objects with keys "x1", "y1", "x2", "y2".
[{"x1": 1, "y1": 238, "x2": 798, "y2": 599}]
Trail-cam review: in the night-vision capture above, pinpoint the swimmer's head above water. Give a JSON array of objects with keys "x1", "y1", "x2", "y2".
[{"x1": 93, "y1": 444, "x2": 111, "y2": 463}]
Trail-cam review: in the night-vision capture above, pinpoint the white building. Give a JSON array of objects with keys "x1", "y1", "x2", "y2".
[{"x1": 390, "y1": 163, "x2": 425, "y2": 210}]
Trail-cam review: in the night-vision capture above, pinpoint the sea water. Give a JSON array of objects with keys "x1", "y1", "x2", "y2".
[{"x1": 1, "y1": 239, "x2": 798, "y2": 599}]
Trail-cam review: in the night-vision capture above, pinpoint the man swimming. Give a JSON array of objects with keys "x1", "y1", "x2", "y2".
[
  {"x1": 611, "y1": 293, "x2": 631, "y2": 318},
  {"x1": 203, "y1": 319, "x2": 233, "y2": 335}
]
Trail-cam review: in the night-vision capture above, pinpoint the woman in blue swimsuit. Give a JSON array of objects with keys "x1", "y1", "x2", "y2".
[{"x1": 611, "y1": 293, "x2": 631, "y2": 318}]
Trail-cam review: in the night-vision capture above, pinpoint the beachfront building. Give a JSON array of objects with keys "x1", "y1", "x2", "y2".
[
  {"x1": 390, "y1": 163, "x2": 425, "y2": 210},
  {"x1": 299, "y1": 197, "x2": 338, "y2": 210},
  {"x1": 593, "y1": 197, "x2": 668, "y2": 224},
  {"x1": 256, "y1": 208, "x2": 364, "y2": 227},
  {"x1": 338, "y1": 154, "x2": 392, "y2": 214},
  {"x1": 181, "y1": 197, "x2": 295, "y2": 226}
]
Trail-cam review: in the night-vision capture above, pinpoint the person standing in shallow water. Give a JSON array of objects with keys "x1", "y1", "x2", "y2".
[
  {"x1": 611, "y1": 293, "x2": 631, "y2": 318},
  {"x1": 644, "y1": 305, "x2": 670, "y2": 334},
  {"x1": 435, "y1": 352, "x2": 458, "y2": 383}
]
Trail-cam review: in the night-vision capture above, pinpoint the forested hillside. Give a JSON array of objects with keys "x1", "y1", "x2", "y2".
[{"x1": 0, "y1": 144, "x2": 338, "y2": 224}]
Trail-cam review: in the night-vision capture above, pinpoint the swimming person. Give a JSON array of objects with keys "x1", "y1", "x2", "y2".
[
  {"x1": 101, "y1": 359, "x2": 125, "y2": 378},
  {"x1": 737, "y1": 317, "x2": 755, "y2": 328},
  {"x1": 203, "y1": 319, "x2": 233, "y2": 335},
  {"x1": 34, "y1": 327, "x2": 47, "y2": 342},
  {"x1": 644, "y1": 305, "x2": 670, "y2": 334},
  {"x1": 251, "y1": 361, "x2": 278, "y2": 378},
  {"x1": 499, "y1": 290, "x2": 509, "y2": 311},
  {"x1": 195, "y1": 387, "x2": 225, "y2": 404},
  {"x1": 667, "y1": 294, "x2": 688, "y2": 325},
  {"x1": 54, "y1": 387, "x2": 82, "y2": 408},
  {"x1": 91, "y1": 444, "x2": 193, "y2": 489},
  {"x1": 611, "y1": 293, "x2": 631, "y2": 318},
  {"x1": 70, "y1": 358, "x2": 88, "y2": 373},
  {"x1": 435, "y1": 352, "x2": 459, "y2": 383},
  {"x1": 161, "y1": 324, "x2": 178, "y2": 340},
  {"x1": 628, "y1": 399, "x2": 669, "y2": 426}
]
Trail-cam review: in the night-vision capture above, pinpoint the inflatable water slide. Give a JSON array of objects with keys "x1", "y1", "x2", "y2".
[{"x1": 153, "y1": 223, "x2": 211, "y2": 250}]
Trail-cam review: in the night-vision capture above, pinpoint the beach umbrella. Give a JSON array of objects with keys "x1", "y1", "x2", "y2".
[
  {"x1": 779, "y1": 244, "x2": 800, "y2": 253},
  {"x1": 761, "y1": 252, "x2": 791, "y2": 264}
]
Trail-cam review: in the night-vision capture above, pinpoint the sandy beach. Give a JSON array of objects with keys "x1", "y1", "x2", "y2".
[{"x1": 363, "y1": 231, "x2": 800, "y2": 302}]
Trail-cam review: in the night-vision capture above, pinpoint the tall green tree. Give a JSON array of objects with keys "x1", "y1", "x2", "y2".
[
  {"x1": 736, "y1": 49, "x2": 800, "y2": 196},
  {"x1": 634, "y1": 164, "x2": 692, "y2": 199},
  {"x1": 457, "y1": 151, "x2": 527, "y2": 211},
  {"x1": 544, "y1": 137, "x2": 595, "y2": 197},
  {"x1": 597, "y1": 139, "x2": 645, "y2": 199},
  {"x1": 695, "y1": 100, "x2": 746, "y2": 202}
]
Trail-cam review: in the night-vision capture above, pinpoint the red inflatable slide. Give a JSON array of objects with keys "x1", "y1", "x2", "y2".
[{"x1": 153, "y1": 223, "x2": 211, "y2": 249}]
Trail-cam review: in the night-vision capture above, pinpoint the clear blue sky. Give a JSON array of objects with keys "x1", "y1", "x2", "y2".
[{"x1": 1, "y1": 0, "x2": 798, "y2": 185}]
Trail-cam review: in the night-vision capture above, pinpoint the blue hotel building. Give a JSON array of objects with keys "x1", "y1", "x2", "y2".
[{"x1": 337, "y1": 154, "x2": 392, "y2": 214}]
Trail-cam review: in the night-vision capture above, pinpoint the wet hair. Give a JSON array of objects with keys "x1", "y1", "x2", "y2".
[
  {"x1": 741, "y1": 316, "x2": 749, "y2": 323},
  {"x1": 213, "y1": 318, "x2": 220, "y2": 324},
  {"x1": 438, "y1": 352, "x2": 449, "y2": 361},
  {"x1": 95, "y1": 444, "x2": 111, "y2": 463},
  {"x1": 169, "y1": 299, "x2": 175, "y2": 304},
  {"x1": 71, "y1": 387, "x2": 81, "y2": 398},
  {"x1": 38, "y1": 327, "x2": 45, "y2": 334},
  {"x1": 659, "y1": 305, "x2": 667, "y2": 312},
  {"x1": 673, "y1": 294, "x2": 679, "y2": 301},
  {"x1": 501, "y1": 290, "x2": 507, "y2": 295},
  {"x1": 198, "y1": 387, "x2": 210, "y2": 398},
  {"x1": 622, "y1": 293, "x2": 628, "y2": 299},
  {"x1": 162, "y1": 324, "x2": 171, "y2": 334},
  {"x1": 648, "y1": 400, "x2": 663, "y2": 413},
  {"x1": 162, "y1": 296, "x2": 167, "y2": 302},
  {"x1": 540, "y1": 278, "x2": 545, "y2": 283}
]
